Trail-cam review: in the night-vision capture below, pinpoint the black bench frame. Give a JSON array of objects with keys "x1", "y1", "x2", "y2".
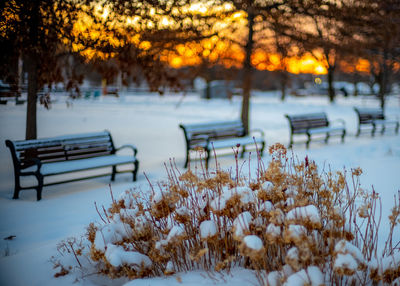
[
  {"x1": 179, "y1": 120, "x2": 265, "y2": 169},
  {"x1": 5, "y1": 131, "x2": 139, "y2": 200},
  {"x1": 0, "y1": 95, "x2": 25, "y2": 105},
  {"x1": 354, "y1": 107, "x2": 399, "y2": 137},
  {"x1": 285, "y1": 112, "x2": 346, "y2": 148}
]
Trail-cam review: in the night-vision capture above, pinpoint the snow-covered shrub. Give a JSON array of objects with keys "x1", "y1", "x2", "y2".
[{"x1": 53, "y1": 144, "x2": 400, "y2": 285}]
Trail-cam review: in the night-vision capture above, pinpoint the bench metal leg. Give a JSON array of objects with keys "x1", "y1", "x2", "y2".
[
  {"x1": 396, "y1": 122, "x2": 399, "y2": 134},
  {"x1": 356, "y1": 127, "x2": 361, "y2": 137},
  {"x1": 241, "y1": 146, "x2": 246, "y2": 158},
  {"x1": 325, "y1": 133, "x2": 330, "y2": 144},
  {"x1": 306, "y1": 133, "x2": 311, "y2": 149},
  {"x1": 372, "y1": 123, "x2": 376, "y2": 137},
  {"x1": 205, "y1": 149, "x2": 211, "y2": 170},
  {"x1": 342, "y1": 130, "x2": 346, "y2": 143},
  {"x1": 111, "y1": 166, "x2": 117, "y2": 181},
  {"x1": 12, "y1": 174, "x2": 21, "y2": 199},
  {"x1": 184, "y1": 150, "x2": 189, "y2": 168},
  {"x1": 288, "y1": 135, "x2": 293, "y2": 149},
  {"x1": 36, "y1": 173, "x2": 44, "y2": 201},
  {"x1": 133, "y1": 161, "x2": 139, "y2": 181},
  {"x1": 381, "y1": 125, "x2": 385, "y2": 135},
  {"x1": 260, "y1": 141, "x2": 265, "y2": 156}
]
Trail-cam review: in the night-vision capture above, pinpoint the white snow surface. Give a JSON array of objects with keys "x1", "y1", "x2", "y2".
[
  {"x1": 286, "y1": 205, "x2": 321, "y2": 226},
  {"x1": 0, "y1": 92, "x2": 399, "y2": 286},
  {"x1": 243, "y1": 235, "x2": 263, "y2": 250},
  {"x1": 283, "y1": 266, "x2": 324, "y2": 286},
  {"x1": 210, "y1": 185, "x2": 255, "y2": 212},
  {"x1": 307, "y1": 266, "x2": 324, "y2": 285},
  {"x1": 167, "y1": 225, "x2": 185, "y2": 242},
  {"x1": 94, "y1": 221, "x2": 133, "y2": 251},
  {"x1": 286, "y1": 224, "x2": 307, "y2": 239},
  {"x1": 287, "y1": 247, "x2": 299, "y2": 261},
  {"x1": 233, "y1": 211, "x2": 253, "y2": 238},
  {"x1": 26, "y1": 155, "x2": 136, "y2": 175},
  {"x1": 259, "y1": 200, "x2": 274, "y2": 212},
  {"x1": 369, "y1": 252, "x2": 400, "y2": 273},
  {"x1": 105, "y1": 244, "x2": 152, "y2": 269},
  {"x1": 266, "y1": 271, "x2": 282, "y2": 286},
  {"x1": 199, "y1": 220, "x2": 217, "y2": 239},
  {"x1": 334, "y1": 253, "x2": 358, "y2": 272},
  {"x1": 334, "y1": 240, "x2": 365, "y2": 265},
  {"x1": 266, "y1": 223, "x2": 281, "y2": 238},
  {"x1": 175, "y1": 206, "x2": 189, "y2": 216}
]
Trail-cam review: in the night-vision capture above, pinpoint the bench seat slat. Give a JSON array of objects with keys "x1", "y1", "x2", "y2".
[
  {"x1": 184, "y1": 120, "x2": 243, "y2": 129},
  {"x1": 370, "y1": 119, "x2": 398, "y2": 125},
  {"x1": 208, "y1": 135, "x2": 264, "y2": 150},
  {"x1": 23, "y1": 155, "x2": 136, "y2": 176},
  {"x1": 12, "y1": 131, "x2": 111, "y2": 149},
  {"x1": 307, "y1": 126, "x2": 345, "y2": 135}
]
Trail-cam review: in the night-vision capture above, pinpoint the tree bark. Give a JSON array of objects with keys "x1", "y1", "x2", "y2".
[
  {"x1": 26, "y1": 56, "x2": 38, "y2": 140},
  {"x1": 378, "y1": 51, "x2": 389, "y2": 109},
  {"x1": 205, "y1": 79, "x2": 211, "y2": 99},
  {"x1": 25, "y1": 1, "x2": 40, "y2": 140},
  {"x1": 353, "y1": 82, "x2": 358, "y2": 96},
  {"x1": 280, "y1": 71, "x2": 288, "y2": 101},
  {"x1": 241, "y1": 9, "x2": 255, "y2": 135},
  {"x1": 327, "y1": 66, "x2": 336, "y2": 103},
  {"x1": 8, "y1": 52, "x2": 20, "y2": 96}
]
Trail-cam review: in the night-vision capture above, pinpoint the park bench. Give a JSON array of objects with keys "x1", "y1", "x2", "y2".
[
  {"x1": 179, "y1": 120, "x2": 265, "y2": 169},
  {"x1": 5, "y1": 131, "x2": 139, "y2": 200},
  {"x1": 0, "y1": 95, "x2": 25, "y2": 105},
  {"x1": 354, "y1": 107, "x2": 399, "y2": 136},
  {"x1": 285, "y1": 112, "x2": 346, "y2": 148}
]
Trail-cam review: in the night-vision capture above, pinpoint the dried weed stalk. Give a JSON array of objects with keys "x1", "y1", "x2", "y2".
[{"x1": 54, "y1": 144, "x2": 400, "y2": 285}]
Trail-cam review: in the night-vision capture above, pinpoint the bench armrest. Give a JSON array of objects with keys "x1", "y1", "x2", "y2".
[
  {"x1": 20, "y1": 158, "x2": 42, "y2": 173},
  {"x1": 250, "y1": 128, "x2": 265, "y2": 138},
  {"x1": 115, "y1": 144, "x2": 138, "y2": 156}
]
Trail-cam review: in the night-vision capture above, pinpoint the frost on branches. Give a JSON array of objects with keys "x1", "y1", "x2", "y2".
[{"x1": 53, "y1": 144, "x2": 400, "y2": 285}]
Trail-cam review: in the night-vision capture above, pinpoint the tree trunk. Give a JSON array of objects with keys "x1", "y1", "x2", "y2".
[
  {"x1": 280, "y1": 71, "x2": 288, "y2": 101},
  {"x1": 25, "y1": 0, "x2": 40, "y2": 140},
  {"x1": 378, "y1": 51, "x2": 389, "y2": 109},
  {"x1": 353, "y1": 81, "x2": 358, "y2": 96},
  {"x1": 8, "y1": 52, "x2": 20, "y2": 96},
  {"x1": 327, "y1": 66, "x2": 336, "y2": 103},
  {"x1": 205, "y1": 79, "x2": 211, "y2": 99},
  {"x1": 241, "y1": 10, "x2": 255, "y2": 135},
  {"x1": 26, "y1": 56, "x2": 38, "y2": 140}
]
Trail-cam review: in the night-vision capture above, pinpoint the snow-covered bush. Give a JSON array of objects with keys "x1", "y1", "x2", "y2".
[{"x1": 53, "y1": 144, "x2": 400, "y2": 285}]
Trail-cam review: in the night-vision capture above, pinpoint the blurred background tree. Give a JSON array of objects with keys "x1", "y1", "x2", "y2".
[
  {"x1": 344, "y1": 0, "x2": 400, "y2": 108},
  {"x1": 1, "y1": 0, "x2": 399, "y2": 140},
  {"x1": 0, "y1": 0, "x2": 83, "y2": 139}
]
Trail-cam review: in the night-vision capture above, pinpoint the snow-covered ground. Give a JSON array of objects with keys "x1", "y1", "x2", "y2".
[{"x1": 0, "y1": 91, "x2": 399, "y2": 286}]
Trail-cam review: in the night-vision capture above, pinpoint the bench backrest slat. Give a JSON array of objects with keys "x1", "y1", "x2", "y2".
[
  {"x1": 7, "y1": 131, "x2": 115, "y2": 165},
  {"x1": 354, "y1": 107, "x2": 385, "y2": 123},
  {"x1": 180, "y1": 120, "x2": 245, "y2": 148},
  {"x1": 285, "y1": 113, "x2": 329, "y2": 133}
]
